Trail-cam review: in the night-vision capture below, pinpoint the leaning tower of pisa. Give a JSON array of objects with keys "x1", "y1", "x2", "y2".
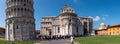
[{"x1": 6, "y1": 0, "x2": 35, "y2": 41}]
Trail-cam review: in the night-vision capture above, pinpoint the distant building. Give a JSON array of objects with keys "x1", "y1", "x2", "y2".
[
  {"x1": 96, "y1": 22, "x2": 120, "y2": 36},
  {"x1": 36, "y1": 30, "x2": 40, "y2": 38},
  {"x1": 40, "y1": 5, "x2": 93, "y2": 37},
  {"x1": 99, "y1": 22, "x2": 106, "y2": 29},
  {"x1": 0, "y1": 27, "x2": 5, "y2": 36},
  {"x1": 107, "y1": 24, "x2": 120, "y2": 35},
  {"x1": 95, "y1": 29, "x2": 107, "y2": 36},
  {"x1": 95, "y1": 22, "x2": 107, "y2": 35}
]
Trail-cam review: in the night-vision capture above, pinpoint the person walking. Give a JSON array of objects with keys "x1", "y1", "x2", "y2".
[{"x1": 71, "y1": 36, "x2": 74, "y2": 44}]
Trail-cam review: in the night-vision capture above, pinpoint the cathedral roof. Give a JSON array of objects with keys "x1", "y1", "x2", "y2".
[{"x1": 108, "y1": 24, "x2": 120, "y2": 28}]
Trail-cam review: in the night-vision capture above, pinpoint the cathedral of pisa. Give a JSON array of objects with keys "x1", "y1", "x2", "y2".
[
  {"x1": 40, "y1": 5, "x2": 93, "y2": 37},
  {"x1": 6, "y1": 0, "x2": 35, "y2": 41}
]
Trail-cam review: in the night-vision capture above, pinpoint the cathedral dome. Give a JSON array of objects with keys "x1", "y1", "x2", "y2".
[
  {"x1": 100, "y1": 22, "x2": 105, "y2": 26},
  {"x1": 99, "y1": 22, "x2": 106, "y2": 29},
  {"x1": 60, "y1": 5, "x2": 75, "y2": 14},
  {"x1": 60, "y1": 5, "x2": 77, "y2": 17}
]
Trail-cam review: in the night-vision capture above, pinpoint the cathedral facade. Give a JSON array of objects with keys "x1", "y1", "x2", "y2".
[
  {"x1": 41, "y1": 5, "x2": 93, "y2": 36},
  {"x1": 6, "y1": 0, "x2": 36, "y2": 41}
]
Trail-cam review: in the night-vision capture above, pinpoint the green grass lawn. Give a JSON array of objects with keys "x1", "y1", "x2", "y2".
[
  {"x1": 74, "y1": 36, "x2": 120, "y2": 44},
  {"x1": 0, "y1": 40, "x2": 40, "y2": 44}
]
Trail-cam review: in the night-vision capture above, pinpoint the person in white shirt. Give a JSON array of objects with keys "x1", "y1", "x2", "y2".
[{"x1": 71, "y1": 36, "x2": 74, "y2": 44}]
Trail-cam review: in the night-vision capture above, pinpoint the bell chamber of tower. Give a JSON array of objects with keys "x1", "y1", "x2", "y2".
[{"x1": 6, "y1": 0, "x2": 35, "y2": 41}]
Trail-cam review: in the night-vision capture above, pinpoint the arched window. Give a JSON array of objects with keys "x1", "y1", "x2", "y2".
[
  {"x1": 16, "y1": 0, "x2": 19, "y2": 2},
  {"x1": 8, "y1": 11, "x2": 10, "y2": 16},
  {"x1": 6, "y1": 12, "x2": 8, "y2": 17},
  {"x1": 17, "y1": 8, "x2": 20, "y2": 16},
  {"x1": 14, "y1": 8, "x2": 16, "y2": 16},
  {"x1": 27, "y1": 8, "x2": 29, "y2": 12},
  {"x1": 11, "y1": 0, "x2": 13, "y2": 2},
  {"x1": 17, "y1": 8, "x2": 20, "y2": 11},
  {"x1": 25, "y1": 8, "x2": 26, "y2": 11},
  {"x1": 11, "y1": 9, "x2": 13, "y2": 12},
  {"x1": 13, "y1": 0, "x2": 15, "y2": 2},
  {"x1": 14, "y1": 8, "x2": 16, "y2": 11},
  {"x1": 21, "y1": 8, "x2": 23, "y2": 11},
  {"x1": 69, "y1": 19, "x2": 71, "y2": 22},
  {"x1": 7, "y1": 3, "x2": 8, "y2": 7},
  {"x1": 29, "y1": 0, "x2": 32, "y2": 5},
  {"x1": 14, "y1": 0, "x2": 16, "y2": 2},
  {"x1": 76, "y1": 27, "x2": 78, "y2": 33},
  {"x1": 58, "y1": 27, "x2": 60, "y2": 33},
  {"x1": 11, "y1": 9, "x2": 14, "y2": 15},
  {"x1": 21, "y1": 0, "x2": 23, "y2": 2},
  {"x1": 24, "y1": 0, "x2": 26, "y2": 2},
  {"x1": 26, "y1": 0, "x2": 28, "y2": 3},
  {"x1": 16, "y1": 25, "x2": 19, "y2": 29}
]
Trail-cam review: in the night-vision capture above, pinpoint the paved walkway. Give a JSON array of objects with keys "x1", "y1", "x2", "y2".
[{"x1": 34, "y1": 39, "x2": 71, "y2": 44}]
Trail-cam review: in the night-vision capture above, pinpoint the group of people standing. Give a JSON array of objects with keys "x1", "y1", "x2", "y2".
[
  {"x1": 38, "y1": 35, "x2": 74, "y2": 40},
  {"x1": 38, "y1": 35, "x2": 75, "y2": 44}
]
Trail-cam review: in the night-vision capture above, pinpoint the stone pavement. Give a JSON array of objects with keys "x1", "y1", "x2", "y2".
[{"x1": 34, "y1": 39, "x2": 71, "y2": 44}]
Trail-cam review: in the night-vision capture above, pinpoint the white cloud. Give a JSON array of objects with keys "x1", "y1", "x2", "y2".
[
  {"x1": 90, "y1": 16, "x2": 100, "y2": 21},
  {"x1": 90, "y1": 14, "x2": 108, "y2": 22},
  {"x1": 94, "y1": 16, "x2": 100, "y2": 21}
]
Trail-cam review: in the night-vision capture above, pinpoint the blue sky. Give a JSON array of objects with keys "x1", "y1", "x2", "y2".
[{"x1": 0, "y1": 0, "x2": 120, "y2": 30}]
